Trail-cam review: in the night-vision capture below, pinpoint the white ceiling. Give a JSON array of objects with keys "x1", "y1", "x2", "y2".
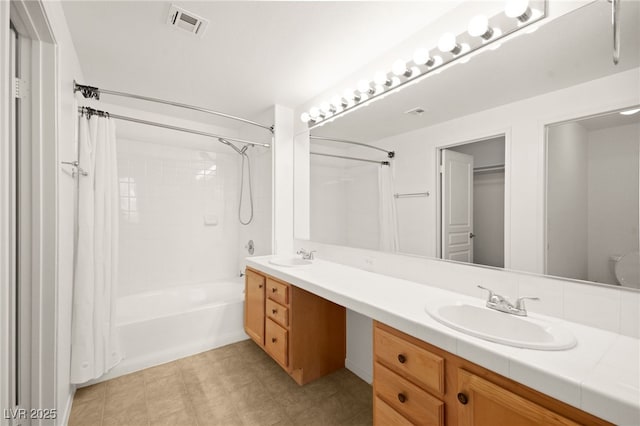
[
  {"x1": 62, "y1": 1, "x2": 460, "y2": 128},
  {"x1": 311, "y1": 0, "x2": 640, "y2": 142}
]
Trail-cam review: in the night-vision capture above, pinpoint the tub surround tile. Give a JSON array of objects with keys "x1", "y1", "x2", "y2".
[{"x1": 247, "y1": 256, "x2": 640, "y2": 425}]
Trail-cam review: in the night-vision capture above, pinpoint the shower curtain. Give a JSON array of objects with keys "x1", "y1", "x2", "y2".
[
  {"x1": 378, "y1": 165, "x2": 399, "y2": 252},
  {"x1": 70, "y1": 113, "x2": 122, "y2": 384}
]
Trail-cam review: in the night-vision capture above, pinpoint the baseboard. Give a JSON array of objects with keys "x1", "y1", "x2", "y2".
[
  {"x1": 345, "y1": 357, "x2": 373, "y2": 384},
  {"x1": 60, "y1": 386, "x2": 76, "y2": 426},
  {"x1": 80, "y1": 330, "x2": 249, "y2": 387}
]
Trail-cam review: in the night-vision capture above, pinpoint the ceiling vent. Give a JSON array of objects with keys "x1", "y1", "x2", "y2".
[
  {"x1": 404, "y1": 107, "x2": 426, "y2": 116},
  {"x1": 166, "y1": 4, "x2": 209, "y2": 38}
]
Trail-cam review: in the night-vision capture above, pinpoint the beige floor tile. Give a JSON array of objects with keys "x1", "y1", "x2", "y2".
[
  {"x1": 229, "y1": 381, "x2": 272, "y2": 413},
  {"x1": 237, "y1": 404, "x2": 291, "y2": 426},
  {"x1": 147, "y1": 391, "x2": 191, "y2": 421},
  {"x1": 71, "y1": 341, "x2": 373, "y2": 426},
  {"x1": 69, "y1": 398, "x2": 104, "y2": 426},
  {"x1": 193, "y1": 399, "x2": 240, "y2": 425},
  {"x1": 145, "y1": 374, "x2": 185, "y2": 400},
  {"x1": 75, "y1": 382, "x2": 107, "y2": 404},
  {"x1": 106, "y1": 372, "x2": 146, "y2": 396},
  {"x1": 143, "y1": 361, "x2": 180, "y2": 383},
  {"x1": 102, "y1": 397, "x2": 148, "y2": 426},
  {"x1": 103, "y1": 385, "x2": 146, "y2": 419},
  {"x1": 147, "y1": 408, "x2": 196, "y2": 426}
]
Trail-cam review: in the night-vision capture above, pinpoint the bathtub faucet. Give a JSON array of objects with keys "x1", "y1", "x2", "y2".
[{"x1": 296, "y1": 249, "x2": 316, "y2": 260}]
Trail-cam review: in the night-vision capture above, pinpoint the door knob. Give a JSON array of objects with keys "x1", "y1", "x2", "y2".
[{"x1": 457, "y1": 392, "x2": 469, "y2": 405}]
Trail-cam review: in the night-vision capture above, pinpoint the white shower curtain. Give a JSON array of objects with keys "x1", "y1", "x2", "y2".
[
  {"x1": 70, "y1": 113, "x2": 122, "y2": 384},
  {"x1": 378, "y1": 165, "x2": 399, "y2": 252}
]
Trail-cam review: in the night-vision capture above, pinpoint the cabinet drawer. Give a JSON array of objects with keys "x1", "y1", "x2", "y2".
[
  {"x1": 265, "y1": 318, "x2": 288, "y2": 367},
  {"x1": 375, "y1": 326, "x2": 444, "y2": 395},
  {"x1": 266, "y1": 298, "x2": 289, "y2": 328},
  {"x1": 374, "y1": 396, "x2": 414, "y2": 426},
  {"x1": 375, "y1": 363, "x2": 444, "y2": 426},
  {"x1": 267, "y1": 278, "x2": 289, "y2": 305}
]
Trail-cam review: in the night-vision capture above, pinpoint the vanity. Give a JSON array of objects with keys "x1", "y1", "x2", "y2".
[{"x1": 245, "y1": 256, "x2": 638, "y2": 425}]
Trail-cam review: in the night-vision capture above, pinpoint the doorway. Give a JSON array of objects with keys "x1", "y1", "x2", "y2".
[{"x1": 439, "y1": 136, "x2": 505, "y2": 268}]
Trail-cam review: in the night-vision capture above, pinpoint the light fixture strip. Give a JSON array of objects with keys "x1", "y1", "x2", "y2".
[{"x1": 304, "y1": 0, "x2": 546, "y2": 128}]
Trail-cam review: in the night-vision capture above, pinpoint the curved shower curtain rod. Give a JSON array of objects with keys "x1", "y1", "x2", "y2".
[
  {"x1": 74, "y1": 81, "x2": 274, "y2": 133},
  {"x1": 309, "y1": 135, "x2": 395, "y2": 158},
  {"x1": 78, "y1": 106, "x2": 271, "y2": 149}
]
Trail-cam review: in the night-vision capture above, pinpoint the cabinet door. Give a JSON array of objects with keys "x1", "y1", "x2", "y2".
[
  {"x1": 457, "y1": 369, "x2": 578, "y2": 426},
  {"x1": 244, "y1": 270, "x2": 265, "y2": 345}
]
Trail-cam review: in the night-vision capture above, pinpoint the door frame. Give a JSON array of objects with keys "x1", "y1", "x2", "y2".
[
  {"x1": 1, "y1": 1, "x2": 58, "y2": 424},
  {"x1": 435, "y1": 131, "x2": 510, "y2": 268}
]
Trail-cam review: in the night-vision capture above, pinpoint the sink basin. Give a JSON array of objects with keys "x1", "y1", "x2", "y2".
[
  {"x1": 425, "y1": 300, "x2": 576, "y2": 350},
  {"x1": 268, "y1": 257, "x2": 313, "y2": 267}
]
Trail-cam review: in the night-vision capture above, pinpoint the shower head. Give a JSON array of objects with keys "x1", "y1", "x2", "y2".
[{"x1": 218, "y1": 138, "x2": 247, "y2": 155}]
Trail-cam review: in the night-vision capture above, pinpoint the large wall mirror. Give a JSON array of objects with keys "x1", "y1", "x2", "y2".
[{"x1": 296, "y1": 0, "x2": 640, "y2": 291}]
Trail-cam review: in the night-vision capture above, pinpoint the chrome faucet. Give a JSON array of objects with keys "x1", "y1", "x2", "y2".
[
  {"x1": 296, "y1": 248, "x2": 316, "y2": 260},
  {"x1": 477, "y1": 285, "x2": 539, "y2": 317}
]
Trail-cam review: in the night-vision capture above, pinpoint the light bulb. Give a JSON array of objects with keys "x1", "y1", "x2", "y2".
[
  {"x1": 320, "y1": 102, "x2": 334, "y2": 115},
  {"x1": 357, "y1": 79, "x2": 372, "y2": 95},
  {"x1": 409, "y1": 66, "x2": 421, "y2": 78},
  {"x1": 374, "y1": 84, "x2": 385, "y2": 94},
  {"x1": 374, "y1": 71, "x2": 390, "y2": 86},
  {"x1": 505, "y1": 0, "x2": 531, "y2": 22},
  {"x1": 392, "y1": 60, "x2": 408, "y2": 77},
  {"x1": 309, "y1": 107, "x2": 320, "y2": 118},
  {"x1": 468, "y1": 15, "x2": 494, "y2": 40},
  {"x1": 331, "y1": 95, "x2": 346, "y2": 109},
  {"x1": 343, "y1": 89, "x2": 356, "y2": 101},
  {"x1": 438, "y1": 33, "x2": 461, "y2": 54},
  {"x1": 413, "y1": 48, "x2": 432, "y2": 66},
  {"x1": 300, "y1": 112, "x2": 311, "y2": 123},
  {"x1": 390, "y1": 76, "x2": 401, "y2": 87}
]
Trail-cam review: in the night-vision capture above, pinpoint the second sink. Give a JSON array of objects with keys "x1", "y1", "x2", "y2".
[{"x1": 425, "y1": 300, "x2": 577, "y2": 350}]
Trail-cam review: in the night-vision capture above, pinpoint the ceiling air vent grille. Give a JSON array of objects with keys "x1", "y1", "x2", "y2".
[{"x1": 166, "y1": 4, "x2": 209, "y2": 38}]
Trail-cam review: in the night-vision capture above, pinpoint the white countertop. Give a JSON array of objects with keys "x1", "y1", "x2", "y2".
[{"x1": 246, "y1": 256, "x2": 640, "y2": 425}]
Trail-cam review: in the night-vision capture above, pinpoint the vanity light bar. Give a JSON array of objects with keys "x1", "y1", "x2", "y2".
[{"x1": 301, "y1": 0, "x2": 546, "y2": 127}]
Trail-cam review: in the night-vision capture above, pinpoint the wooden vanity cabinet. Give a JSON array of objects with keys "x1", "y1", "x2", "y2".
[
  {"x1": 244, "y1": 269, "x2": 265, "y2": 345},
  {"x1": 373, "y1": 322, "x2": 610, "y2": 426},
  {"x1": 244, "y1": 267, "x2": 346, "y2": 385}
]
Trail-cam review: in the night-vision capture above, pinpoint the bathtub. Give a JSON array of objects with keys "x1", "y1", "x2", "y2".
[{"x1": 95, "y1": 278, "x2": 248, "y2": 382}]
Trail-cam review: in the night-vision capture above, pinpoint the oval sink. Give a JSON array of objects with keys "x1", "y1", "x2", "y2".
[
  {"x1": 268, "y1": 257, "x2": 313, "y2": 267},
  {"x1": 425, "y1": 300, "x2": 576, "y2": 350}
]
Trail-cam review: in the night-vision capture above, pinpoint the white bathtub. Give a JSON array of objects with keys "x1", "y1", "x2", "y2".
[{"x1": 94, "y1": 278, "x2": 248, "y2": 382}]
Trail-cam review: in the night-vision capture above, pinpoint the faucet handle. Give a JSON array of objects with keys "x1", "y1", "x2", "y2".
[
  {"x1": 296, "y1": 248, "x2": 307, "y2": 255},
  {"x1": 477, "y1": 285, "x2": 495, "y2": 300},
  {"x1": 515, "y1": 296, "x2": 540, "y2": 310}
]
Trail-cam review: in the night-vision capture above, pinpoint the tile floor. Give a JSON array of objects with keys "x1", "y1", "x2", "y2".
[{"x1": 69, "y1": 340, "x2": 373, "y2": 426}]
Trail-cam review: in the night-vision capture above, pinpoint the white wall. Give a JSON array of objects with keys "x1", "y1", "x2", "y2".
[
  {"x1": 587, "y1": 123, "x2": 640, "y2": 285},
  {"x1": 41, "y1": 0, "x2": 87, "y2": 421},
  {"x1": 547, "y1": 122, "x2": 589, "y2": 280}
]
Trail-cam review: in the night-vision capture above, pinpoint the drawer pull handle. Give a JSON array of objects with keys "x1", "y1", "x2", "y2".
[
  {"x1": 272, "y1": 288, "x2": 277, "y2": 293},
  {"x1": 397, "y1": 393, "x2": 406, "y2": 403},
  {"x1": 271, "y1": 337, "x2": 277, "y2": 343},
  {"x1": 457, "y1": 392, "x2": 468, "y2": 405},
  {"x1": 272, "y1": 309, "x2": 277, "y2": 314},
  {"x1": 397, "y1": 354, "x2": 406, "y2": 364},
  {"x1": 258, "y1": 284, "x2": 263, "y2": 288}
]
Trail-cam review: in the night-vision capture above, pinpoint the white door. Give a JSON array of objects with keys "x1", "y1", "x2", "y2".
[{"x1": 441, "y1": 149, "x2": 474, "y2": 263}]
